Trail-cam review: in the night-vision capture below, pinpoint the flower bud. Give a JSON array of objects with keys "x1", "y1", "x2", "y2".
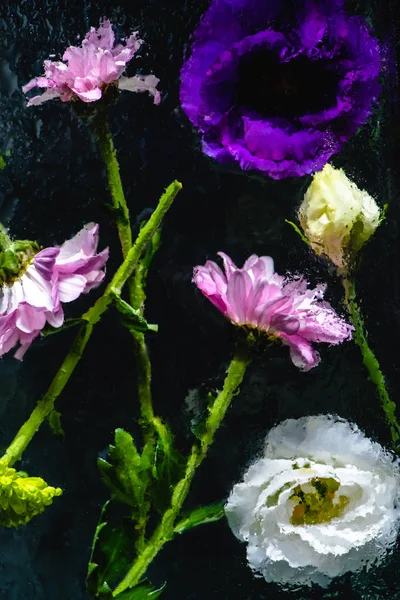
[
  {"x1": 0, "y1": 461, "x2": 62, "y2": 527},
  {"x1": 298, "y1": 164, "x2": 381, "y2": 269}
]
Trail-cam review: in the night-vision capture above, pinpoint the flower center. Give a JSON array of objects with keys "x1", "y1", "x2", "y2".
[
  {"x1": 0, "y1": 242, "x2": 40, "y2": 286},
  {"x1": 289, "y1": 477, "x2": 349, "y2": 526},
  {"x1": 236, "y1": 50, "x2": 340, "y2": 119}
]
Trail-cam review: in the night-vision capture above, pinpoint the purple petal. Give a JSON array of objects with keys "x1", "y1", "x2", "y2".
[
  {"x1": 33, "y1": 247, "x2": 59, "y2": 281},
  {"x1": 180, "y1": 0, "x2": 381, "y2": 179}
]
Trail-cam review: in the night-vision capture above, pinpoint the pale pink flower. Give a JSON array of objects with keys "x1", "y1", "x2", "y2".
[
  {"x1": 22, "y1": 18, "x2": 161, "y2": 106},
  {"x1": 193, "y1": 253, "x2": 352, "y2": 371},
  {"x1": 0, "y1": 224, "x2": 108, "y2": 359}
]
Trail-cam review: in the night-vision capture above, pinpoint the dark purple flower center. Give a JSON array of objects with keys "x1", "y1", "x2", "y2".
[{"x1": 236, "y1": 50, "x2": 341, "y2": 119}]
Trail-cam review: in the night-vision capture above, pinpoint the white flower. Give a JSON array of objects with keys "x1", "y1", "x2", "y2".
[
  {"x1": 298, "y1": 164, "x2": 381, "y2": 269},
  {"x1": 225, "y1": 415, "x2": 400, "y2": 588}
]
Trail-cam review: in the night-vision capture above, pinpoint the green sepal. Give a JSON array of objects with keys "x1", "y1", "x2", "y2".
[
  {"x1": 41, "y1": 317, "x2": 84, "y2": 337},
  {"x1": 111, "y1": 292, "x2": 158, "y2": 333},
  {"x1": 173, "y1": 502, "x2": 225, "y2": 535},
  {"x1": 86, "y1": 500, "x2": 134, "y2": 598},
  {"x1": 0, "y1": 461, "x2": 62, "y2": 527},
  {"x1": 115, "y1": 580, "x2": 166, "y2": 599},
  {"x1": 47, "y1": 409, "x2": 65, "y2": 441},
  {"x1": 0, "y1": 154, "x2": 6, "y2": 170}
]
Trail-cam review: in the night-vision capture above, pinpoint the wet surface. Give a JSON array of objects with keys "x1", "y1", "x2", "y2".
[{"x1": 0, "y1": 0, "x2": 399, "y2": 598}]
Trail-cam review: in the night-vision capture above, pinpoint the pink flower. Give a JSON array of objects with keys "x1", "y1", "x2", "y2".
[
  {"x1": 0, "y1": 224, "x2": 109, "y2": 359},
  {"x1": 193, "y1": 253, "x2": 352, "y2": 371},
  {"x1": 22, "y1": 18, "x2": 161, "y2": 106}
]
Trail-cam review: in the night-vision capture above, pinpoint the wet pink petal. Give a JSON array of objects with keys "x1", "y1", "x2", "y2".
[
  {"x1": 24, "y1": 19, "x2": 159, "y2": 105},
  {"x1": 226, "y1": 270, "x2": 252, "y2": 323},
  {"x1": 118, "y1": 75, "x2": 161, "y2": 105},
  {"x1": 193, "y1": 252, "x2": 352, "y2": 371},
  {"x1": 0, "y1": 223, "x2": 108, "y2": 359}
]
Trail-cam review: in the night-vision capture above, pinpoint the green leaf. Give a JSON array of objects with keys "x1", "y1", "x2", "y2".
[
  {"x1": 47, "y1": 409, "x2": 65, "y2": 440},
  {"x1": 285, "y1": 219, "x2": 310, "y2": 246},
  {"x1": 97, "y1": 458, "x2": 135, "y2": 507},
  {"x1": 112, "y1": 292, "x2": 158, "y2": 333},
  {"x1": 115, "y1": 580, "x2": 166, "y2": 599},
  {"x1": 173, "y1": 502, "x2": 225, "y2": 535},
  {"x1": 151, "y1": 421, "x2": 185, "y2": 514},
  {"x1": 86, "y1": 500, "x2": 134, "y2": 597},
  {"x1": 98, "y1": 429, "x2": 148, "y2": 512}
]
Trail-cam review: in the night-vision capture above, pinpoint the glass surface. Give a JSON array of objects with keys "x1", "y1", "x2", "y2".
[{"x1": 0, "y1": 0, "x2": 399, "y2": 598}]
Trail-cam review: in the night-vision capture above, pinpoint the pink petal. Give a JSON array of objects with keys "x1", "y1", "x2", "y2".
[
  {"x1": 217, "y1": 252, "x2": 238, "y2": 280},
  {"x1": 247, "y1": 256, "x2": 274, "y2": 282},
  {"x1": 14, "y1": 339, "x2": 35, "y2": 360},
  {"x1": 26, "y1": 88, "x2": 63, "y2": 106},
  {"x1": 85, "y1": 18, "x2": 115, "y2": 50},
  {"x1": 16, "y1": 303, "x2": 46, "y2": 334},
  {"x1": 269, "y1": 314, "x2": 300, "y2": 335},
  {"x1": 46, "y1": 307, "x2": 65, "y2": 328},
  {"x1": 0, "y1": 326, "x2": 20, "y2": 357},
  {"x1": 99, "y1": 51, "x2": 119, "y2": 82},
  {"x1": 21, "y1": 267, "x2": 56, "y2": 311},
  {"x1": 118, "y1": 75, "x2": 161, "y2": 104},
  {"x1": 57, "y1": 274, "x2": 87, "y2": 303},
  {"x1": 280, "y1": 333, "x2": 321, "y2": 371},
  {"x1": 56, "y1": 223, "x2": 98, "y2": 266},
  {"x1": 226, "y1": 270, "x2": 252, "y2": 323}
]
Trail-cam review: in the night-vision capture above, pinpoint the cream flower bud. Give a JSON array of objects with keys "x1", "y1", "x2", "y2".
[
  {"x1": 225, "y1": 416, "x2": 400, "y2": 588},
  {"x1": 298, "y1": 164, "x2": 381, "y2": 269}
]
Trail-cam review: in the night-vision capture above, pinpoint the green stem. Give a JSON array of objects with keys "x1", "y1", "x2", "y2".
[
  {"x1": 1, "y1": 181, "x2": 182, "y2": 468},
  {"x1": 343, "y1": 277, "x2": 400, "y2": 446},
  {"x1": 92, "y1": 113, "x2": 132, "y2": 258},
  {"x1": 113, "y1": 345, "x2": 251, "y2": 596},
  {"x1": 93, "y1": 112, "x2": 159, "y2": 447}
]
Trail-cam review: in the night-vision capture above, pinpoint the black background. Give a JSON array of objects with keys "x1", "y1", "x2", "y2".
[{"x1": 0, "y1": 0, "x2": 399, "y2": 598}]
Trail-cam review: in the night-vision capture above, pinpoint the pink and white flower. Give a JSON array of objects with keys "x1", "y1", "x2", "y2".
[
  {"x1": 22, "y1": 18, "x2": 161, "y2": 106},
  {"x1": 193, "y1": 252, "x2": 352, "y2": 370},
  {"x1": 0, "y1": 223, "x2": 108, "y2": 359}
]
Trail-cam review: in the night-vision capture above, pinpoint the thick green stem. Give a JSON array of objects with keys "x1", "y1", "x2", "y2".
[
  {"x1": 343, "y1": 277, "x2": 400, "y2": 446},
  {"x1": 113, "y1": 346, "x2": 251, "y2": 596},
  {"x1": 1, "y1": 181, "x2": 182, "y2": 467},
  {"x1": 92, "y1": 113, "x2": 132, "y2": 258}
]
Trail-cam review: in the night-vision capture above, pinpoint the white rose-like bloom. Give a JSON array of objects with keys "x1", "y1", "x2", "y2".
[
  {"x1": 225, "y1": 415, "x2": 400, "y2": 588},
  {"x1": 298, "y1": 164, "x2": 381, "y2": 269}
]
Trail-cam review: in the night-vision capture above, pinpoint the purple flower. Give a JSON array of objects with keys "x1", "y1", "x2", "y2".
[
  {"x1": 180, "y1": 0, "x2": 381, "y2": 179},
  {"x1": 0, "y1": 224, "x2": 109, "y2": 359},
  {"x1": 193, "y1": 252, "x2": 352, "y2": 370},
  {"x1": 23, "y1": 18, "x2": 161, "y2": 106}
]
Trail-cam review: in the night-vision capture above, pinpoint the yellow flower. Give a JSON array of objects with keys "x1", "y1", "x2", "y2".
[
  {"x1": 0, "y1": 461, "x2": 62, "y2": 527},
  {"x1": 298, "y1": 164, "x2": 381, "y2": 269}
]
